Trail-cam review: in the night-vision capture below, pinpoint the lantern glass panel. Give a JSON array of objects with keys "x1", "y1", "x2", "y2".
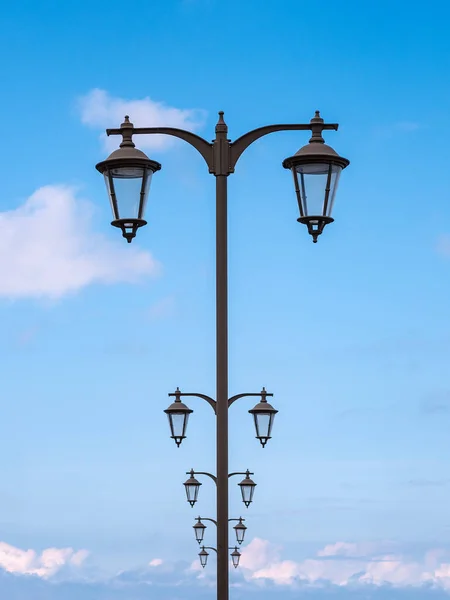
[
  {"x1": 105, "y1": 166, "x2": 152, "y2": 221},
  {"x1": 169, "y1": 412, "x2": 189, "y2": 439},
  {"x1": 254, "y1": 413, "x2": 273, "y2": 439},
  {"x1": 294, "y1": 163, "x2": 342, "y2": 217}
]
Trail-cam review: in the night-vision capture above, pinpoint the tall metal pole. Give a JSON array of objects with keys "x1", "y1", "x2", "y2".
[
  {"x1": 216, "y1": 171, "x2": 229, "y2": 600},
  {"x1": 215, "y1": 113, "x2": 229, "y2": 600}
]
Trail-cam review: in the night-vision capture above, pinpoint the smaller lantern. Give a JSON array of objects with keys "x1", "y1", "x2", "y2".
[
  {"x1": 184, "y1": 470, "x2": 202, "y2": 507},
  {"x1": 199, "y1": 547, "x2": 209, "y2": 568},
  {"x1": 95, "y1": 116, "x2": 161, "y2": 243},
  {"x1": 164, "y1": 388, "x2": 193, "y2": 447},
  {"x1": 193, "y1": 518, "x2": 206, "y2": 544},
  {"x1": 282, "y1": 111, "x2": 349, "y2": 243},
  {"x1": 233, "y1": 518, "x2": 247, "y2": 545},
  {"x1": 230, "y1": 547, "x2": 241, "y2": 569},
  {"x1": 238, "y1": 471, "x2": 256, "y2": 508},
  {"x1": 248, "y1": 388, "x2": 278, "y2": 448}
]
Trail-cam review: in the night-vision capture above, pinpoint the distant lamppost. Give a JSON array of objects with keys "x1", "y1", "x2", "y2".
[{"x1": 96, "y1": 109, "x2": 349, "y2": 600}]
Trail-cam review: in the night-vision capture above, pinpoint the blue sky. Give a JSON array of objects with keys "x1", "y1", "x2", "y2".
[{"x1": 1, "y1": 0, "x2": 450, "y2": 596}]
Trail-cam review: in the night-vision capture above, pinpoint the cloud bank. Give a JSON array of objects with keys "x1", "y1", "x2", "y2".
[
  {"x1": 240, "y1": 539, "x2": 450, "y2": 589},
  {"x1": 0, "y1": 184, "x2": 159, "y2": 299},
  {"x1": 3, "y1": 538, "x2": 450, "y2": 598}
]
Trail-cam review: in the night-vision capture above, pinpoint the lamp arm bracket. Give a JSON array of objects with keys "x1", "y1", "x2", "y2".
[
  {"x1": 228, "y1": 471, "x2": 254, "y2": 479},
  {"x1": 106, "y1": 126, "x2": 214, "y2": 171},
  {"x1": 169, "y1": 392, "x2": 216, "y2": 413},
  {"x1": 188, "y1": 471, "x2": 217, "y2": 484},
  {"x1": 203, "y1": 546, "x2": 218, "y2": 553},
  {"x1": 228, "y1": 392, "x2": 273, "y2": 408},
  {"x1": 230, "y1": 123, "x2": 339, "y2": 170},
  {"x1": 198, "y1": 516, "x2": 218, "y2": 525},
  {"x1": 228, "y1": 517, "x2": 245, "y2": 523}
]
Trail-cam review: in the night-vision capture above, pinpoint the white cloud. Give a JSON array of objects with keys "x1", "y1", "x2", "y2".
[
  {"x1": 0, "y1": 541, "x2": 88, "y2": 579},
  {"x1": 149, "y1": 558, "x2": 163, "y2": 567},
  {"x1": 239, "y1": 538, "x2": 450, "y2": 589},
  {"x1": 0, "y1": 184, "x2": 160, "y2": 299},
  {"x1": 79, "y1": 89, "x2": 207, "y2": 152}
]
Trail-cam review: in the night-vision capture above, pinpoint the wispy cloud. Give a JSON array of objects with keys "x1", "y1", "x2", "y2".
[
  {"x1": 0, "y1": 185, "x2": 160, "y2": 299},
  {"x1": 78, "y1": 89, "x2": 207, "y2": 152}
]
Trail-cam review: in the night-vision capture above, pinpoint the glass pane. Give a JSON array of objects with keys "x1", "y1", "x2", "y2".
[
  {"x1": 326, "y1": 166, "x2": 342, "y2": 216},
  {"x1": 110, "y1": 166, "x2": 145, "y2": 220},
  {"x1": 255, "y1": 413, "x2": 271, "y2": 439},
  {"x1": 139, "y1": 168, "x2": 153, "y2": 218},
  {"x1": 295, "y1": 164, "x2": 341, "y2": 217},
  {"x1": 104, "y1": 173, "x2": 118, "y2": 219},
  {"x1": 171, "y1": 413, "x2": 186, "y2": 438}
]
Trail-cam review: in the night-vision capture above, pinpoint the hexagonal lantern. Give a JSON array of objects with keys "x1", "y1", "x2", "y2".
[
  {"x1": 193, "y1": 518, "x2": 206, "y2": 544},
  {"x1": 238, "y1": 471, "x2": 256, "y2": 508},
  {"x1": 230, "y1": 547, "x2": 241, "y2": 569},
  {"x1": 248, "y1": 388, "x2": 278, "y2": 448},
  {"x1": 96, "y1": 116, "x2": 161, "y2": 243},
  {"x1": 233, "y1": 518, "x2": 247, "y2": 545},
  {"x1": 283, "y1": 111, "x2": 349, "y2": 243},
  {"x1": 199, "y1": 547, "x2": 209, "y2": 568},
  {"x1": 184, "y1": 470, "x2": 202, "y2": 507},
  {"x1": 164, "y1": 388, "x2": 193, "y2": 447}
]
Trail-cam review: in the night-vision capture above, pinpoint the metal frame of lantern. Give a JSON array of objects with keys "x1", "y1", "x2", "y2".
[
  {"x1": 95, "y1": 117, "x2": 161, "y2": 243},
  {"x1": 184, "y1": 470, "x2": 202, "y2": 507},
  {"x1": 282, "y1": 112, "x2": 350, "y2": 243},
  {"x1": 248, "y1": 387, "x2": 278, "y2": 448},
  {"x1": 237, "y1": 470, "x2": 257, "y2": 508},
  {"x1": 96, "y1": 109, "x2": 349, "y2": 600},
  {"x1": 164, "y1": 387, "x2": 193, "y2": 447}
]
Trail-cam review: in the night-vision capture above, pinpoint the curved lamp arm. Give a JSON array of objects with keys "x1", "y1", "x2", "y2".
[
  {"x1": 228, "y1": 471, "x2": 254, "y2": 479},
  {"x1": 188, "y1": 470, "x2": 217, "y2": 485},
  {"x1": 197, "y1": 517, "x2": 245, "y2": 525},
  {"x1": 228, "y1": 391, "x2": 273, "y2": 409},
  {"x1": 106, "y1": 126, "x2": 214, "y2": 171},
  {"x1": 201, "y1": 545, "x2": 218, "y2": 553},
  {"x1": 230, "y1": 122, "x2": 339, "y2": 170},
  {"x1": 169, "y1": 390, "x2": 216, "y2": 413},
  {"x1": 197, "y1": 516, "x2": 218, "y2": 526}
]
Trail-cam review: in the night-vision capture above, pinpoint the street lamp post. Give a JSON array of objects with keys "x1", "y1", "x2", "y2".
[{"x1": 96, "y1": 110, "x2": 349, "y2": 600}]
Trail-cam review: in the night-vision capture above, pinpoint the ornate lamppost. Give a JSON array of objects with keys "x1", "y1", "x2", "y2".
[{"x1": 96, "y1": 109, "x2": 349, "y2": 600}]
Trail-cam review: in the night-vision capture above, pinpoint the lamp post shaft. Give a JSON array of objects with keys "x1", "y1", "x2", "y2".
[{"x1": 216, "y1": 173, "x2": 229, "y2": 600}]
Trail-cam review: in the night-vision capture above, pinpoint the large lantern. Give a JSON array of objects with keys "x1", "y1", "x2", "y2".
[
  {"x1": 238, "y1": 471, "x2": 256, "y2": 508},
  {"x1": 248, "y1": 388, "x2": 278, "y2": 448},
  {"x1": 233, "y1": 518, "x2": 247, "y2": 545},
  {"x1": 184, "y1": 470, "x2": 201, "y2": 507},
  {"x1": 282, "y1": 111, "x2": 349, "y2": 243},
  {"x1": 164, "y1": 388, "x2": 193, "y2": 447},
  {"x1": 95, "y1": 116, "x2": 161, "y2": 243},
  {"x1": 193, "y1": 518, "x2": 206, "y2": 544}
]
